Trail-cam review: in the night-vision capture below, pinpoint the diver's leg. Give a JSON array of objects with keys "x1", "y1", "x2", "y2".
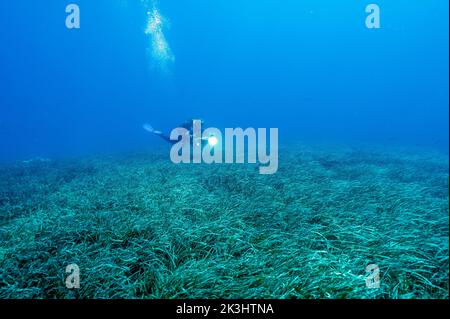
[
  {"x1": 156, "y1": 132, "x2": 174, "y2": 144},
  {"x1": 143, "y1": 123, "x2": 174, "y2": 144}
]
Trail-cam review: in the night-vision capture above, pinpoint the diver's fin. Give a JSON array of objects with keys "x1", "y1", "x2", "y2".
[
  {"x1": 143, "y1": 123, "x2": 162, "y2": 135},
  {"x1": 143, "y1": 123, "x2": 154, "y2": 133}
]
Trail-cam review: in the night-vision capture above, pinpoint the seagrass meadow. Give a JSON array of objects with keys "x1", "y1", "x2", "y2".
[{"x1": 0, "y1": 143, "x2": 448, "y2": 299}]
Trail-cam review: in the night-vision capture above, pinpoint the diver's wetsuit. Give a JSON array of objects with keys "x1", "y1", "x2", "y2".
[{"x1": 152, "y1": 130, "x2": 175, "y2": 144}]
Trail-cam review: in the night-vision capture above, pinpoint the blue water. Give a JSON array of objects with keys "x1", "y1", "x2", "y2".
[{"x1": 0, "y1": 0, "x2": 448, "y2": 162}]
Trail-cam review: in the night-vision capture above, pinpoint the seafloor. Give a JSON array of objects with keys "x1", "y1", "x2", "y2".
[{"x1": 0, "y1": 143, "x2": 448, "y2": 299}]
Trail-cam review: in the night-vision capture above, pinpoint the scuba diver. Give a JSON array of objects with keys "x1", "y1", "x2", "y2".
[{"x1": 143, "y1": 119, "x2": 207, "y2": 145}]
